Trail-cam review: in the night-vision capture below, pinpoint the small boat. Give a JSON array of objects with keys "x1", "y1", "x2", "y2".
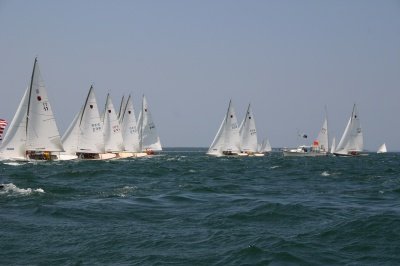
[
  {"x1": 258, "y1": 138, "x2": 272, "y2": 154},
  {"x1": 334, "y1": 104, "x2": 364, "y2": 156},
  {"x1": 0, "y1": 58, "x2": 64, "y2": 161},
  {"x1": 283, "y1": 110, "x2": 329, "y2": 157},
  {"x1": 137, "y1": 95, "x2": 162, "y2": 155},
  {"x1": 59, "y1": 85, "x2": 106, "y2": 160},
  {"x1": 207, "y1": 100, "x2": 240, "y2": 156},
  {"x1": 377, "y1": 143, "x2": 387, "y2": 154}
]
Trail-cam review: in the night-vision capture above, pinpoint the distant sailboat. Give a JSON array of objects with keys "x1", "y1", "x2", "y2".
[
  {"x1": 0, "y1": 58, "x2": 64, "y2": 161},
  {"x1": 283, "y1": 109, "x2": 329, "y2": 157},
  {"x1": 137, "y1": 95, "x2": 162, "y2": 154},
  {"x1": 377, "y1": 143, "x2": 387, "y2": 154},
  {"x1": 207, "y1": 100, "x2": 240, "y2": 156},
  {"x1": 119, "y1": 94, "x2": 146, "y2": 158},
  {"x1": 259, "y1": 138, "x2": 272, "y2": 153},
  {"x1": 239, "y1": 103, "x2": 260, "y2": 156},
  {"x1": 334, "y1": 104, "x2": 364, "y2": 156},
  {"x1": 330, "y1": 137, "x2": 336, "y2": 154},
  {"x1": 101, "y1": 93, "x2": 124, "y2": 157},
  {"x1": 59, "y1": 85, "x2": 106, "y2": 160}
]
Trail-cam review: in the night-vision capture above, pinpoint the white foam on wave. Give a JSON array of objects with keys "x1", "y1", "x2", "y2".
[
  {"x1": 3, "y1": 162, "x2": 27, "y2": 166},
  {"x1": 270, "y1": 166, "x2": 280, "y2": 169},
  {"x1": 321, "y1": 171, "x2": 330, "y2": 176},
  {"x1": 115, "y1": 185, "x2": 137, "y2": 198},
  {"x1": 0, "y1": 183, "x2": 45, "y2": 196}
]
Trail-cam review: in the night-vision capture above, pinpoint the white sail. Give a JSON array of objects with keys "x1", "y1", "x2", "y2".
[
  {"x1": 61, "y1": 109, "x2": 82, "y2": 156},
  {"x1": 76, "y1": 86, "x2": 105, "y2": 154},
  {"x1": 137, "y1": 95, "x2": 162, "y2": 151},
  {"x1": 120, "y1": 95, "x2": 140, "y2": 152},
  {"x1": 330, "y1": 137, "x2": 336, "y2": 154},
  {"x1": 0, "y1": 87, "x2": 29, "y2": 160},
  {"x1": 262, "y1": 138, "x2": 272, "y2": 152},
  {"x1": 102, "y1": 94, "x2": 124, "y2": 152},
  {"x1": 316, "y1": 117, "x2": 329, "y2": 152},
  {"x1": 377, "y1": 143, "x2": 387, "y2": 153},
  {"x1": 207, "y1": 114, "x2": 226, "y2": 155},
  {"x1": 25, "y1": 59, "x2": 64, "y2": 152},
  {"x1": 207, "y1": 100, "x2": 240, "y2": 155},
  {"x1": 222, "y1": 101, "x2": 240, "y2": 153},
  {"x1": 239, "y1": 104, "x2": 258, "y2": 153},
  {"x1": 335, "y1": 104, "x2": 363, "y2": 155}
]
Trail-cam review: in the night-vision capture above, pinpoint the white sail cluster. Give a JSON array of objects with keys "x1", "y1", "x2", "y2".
[
  {"x1": 207, "y1": 100, "x2": 271, "y2": 157},
  {"x1": 0, "y1": 58, "x2": 162, "y2": 161}
]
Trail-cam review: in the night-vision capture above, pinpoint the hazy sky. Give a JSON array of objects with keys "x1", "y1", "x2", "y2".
[{"x1": 0, "y1": 0, "x2": 399, "y2": 149}]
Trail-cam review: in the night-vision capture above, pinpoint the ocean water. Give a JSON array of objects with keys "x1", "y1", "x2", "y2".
[{"x1": 1, "y1": 148, "x2": 400, "y2": 265}]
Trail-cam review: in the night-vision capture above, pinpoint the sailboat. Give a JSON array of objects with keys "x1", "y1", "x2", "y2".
[
  {"x1": 330, "y1": 137, "x2": 336, "y2": 154},
  {"x1": 377, "y1": 143, "x2": 387, "y2": 153},
  {"x1": 239, "y1": 103, "x2": 264, "y2": 156},
  {"x1": 334, "y1": 104, "x2": 364, "y2": 156},
  {"x1": 283, "y1": 110, "x2": 329, "y2": 157},
  {"x1": 0, "y1": 58, "x2": 64, "y2": 161},
  {"x1": 137, "y1": 95, "x2": 162, "y2": 155},
  {"x1": 118, "y1": 94, "x2": 146, "y2": 158},
  {"x1": 258, "y1": 138, "x2": 272, "y2": 154},
  {"x1": 207, "y1": 100, "x2": 241, "y2": 156},
  {"x1": 59, "y1": 85, "x2": 106, "y2": 160},
  {"x1": 101, "y1": 93, "x2": 124, "y2": 158}
]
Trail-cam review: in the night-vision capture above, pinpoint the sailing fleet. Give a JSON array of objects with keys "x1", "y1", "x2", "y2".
[
  {"x1": 0, "y1": 59, "x2": 390, "y2": 160},
  {"x1": 0, "y1": 58, "x2": 162, "y2": 161},
  {"x1": 208, "y1": 99, "x2": 386, "y2": 157}
]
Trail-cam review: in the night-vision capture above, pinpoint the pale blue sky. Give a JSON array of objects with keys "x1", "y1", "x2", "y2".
[{"x1": 0, "y1": 0, "x2": 399, "y2": 149}]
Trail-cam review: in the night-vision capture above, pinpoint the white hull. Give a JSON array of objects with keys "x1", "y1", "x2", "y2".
[
  {"x1": 116, "y1": 152, "x2": 148, "y2": 158},
  {"x1": 283, "y1": 150, "x2": 328, "y2": 157}
]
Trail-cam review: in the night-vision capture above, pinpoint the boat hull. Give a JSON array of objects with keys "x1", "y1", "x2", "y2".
[{"x1": 283, "y1": 151, "x2": 328, "y2": 157}]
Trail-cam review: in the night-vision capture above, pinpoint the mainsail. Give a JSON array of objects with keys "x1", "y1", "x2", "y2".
[
  {"x1": 207, "y1": 100, "x2": 240, "y2": 155},
  {"x1": 335, "y1": 104, "x2": 363, "y2": 155},
  {"x1": 316, "y1": 116, "x2": 329, "y2": 152},
  {"x1": 120, "y1": 95, "x2": 140, "y2": 152},
  {"x1": 102, "y1": 94, "x2": 124, "y2": 153},
  {"x1": 330, "y1": 137, "x2": 336, "y2": 154},
  {"x1": 25, "y1": 59, "x2": 63, "y2": 152},
  {"x1": 137, "y1": 95, "x2": 162, "y2": 151},
  {"x1": 239, "y1": 103, "x2": 258, "y2": 153}
]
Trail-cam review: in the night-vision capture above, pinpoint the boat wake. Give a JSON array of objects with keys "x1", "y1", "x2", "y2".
[{"x1": 0, "y1": 183, "x2": 45, "y2": 196}]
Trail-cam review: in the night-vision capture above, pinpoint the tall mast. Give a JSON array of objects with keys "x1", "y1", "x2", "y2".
[
  {"x1": 80, "y1": 85, "x2": 93, "y2": 126},
  {"x1": 26, "y1": 57, "x2": 37, "y2": 136}
]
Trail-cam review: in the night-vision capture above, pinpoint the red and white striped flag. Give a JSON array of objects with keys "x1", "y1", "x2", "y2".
[{"x1": 0, "y1": 119, "x2": 8, "y2": 140}]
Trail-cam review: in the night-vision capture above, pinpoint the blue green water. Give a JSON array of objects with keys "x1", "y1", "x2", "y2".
[{"x1": 1, "y1": 149, "x2": 400, "y2": 265}]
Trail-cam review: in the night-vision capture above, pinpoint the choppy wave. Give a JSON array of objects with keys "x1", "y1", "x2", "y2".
[
  {"x1": 0, "y1": 151, "x2": 399, "y2": 265},
  {"x1": 0, "y1": 183, "x2": 44, "y2": 196}
]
